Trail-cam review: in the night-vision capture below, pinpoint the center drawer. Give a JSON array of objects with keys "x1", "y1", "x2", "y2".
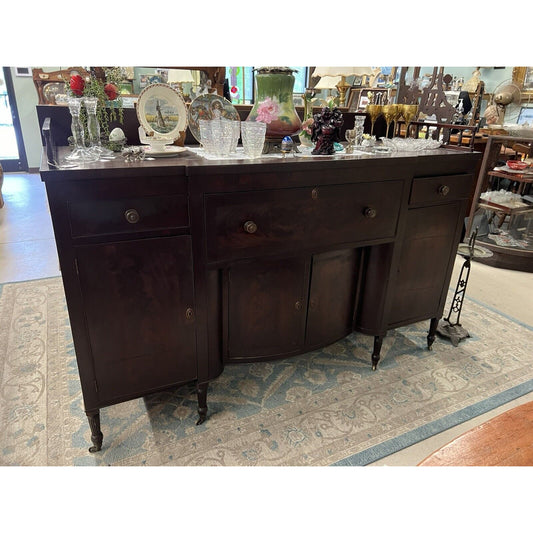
[
  {"x1": 205, "y1": 181, "x2": 403, "y2": 263},
  {"x1": 69, "y1": 194, "x2": 189, "y2": 238}
]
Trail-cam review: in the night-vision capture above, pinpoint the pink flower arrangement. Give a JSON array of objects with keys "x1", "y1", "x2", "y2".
[
  {"x1": 256, "y1": 97, "x2": 280, "y2": 124},
  {"x1": 301, "y1": 117, "x2": 314, "y2": 136}
]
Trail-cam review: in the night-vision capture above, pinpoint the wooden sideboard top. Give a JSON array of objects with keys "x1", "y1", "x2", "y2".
[{"x1": 40, "y1": 146, "x2": 481, "y2": 183}]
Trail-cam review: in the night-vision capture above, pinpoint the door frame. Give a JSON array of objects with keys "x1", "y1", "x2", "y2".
[{"x1": 1, "y1": 67, "x2": 28, "y2": 172}]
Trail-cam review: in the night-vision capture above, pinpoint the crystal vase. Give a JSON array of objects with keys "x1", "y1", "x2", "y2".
[
  {"x1": 354, "y1": 115, "x2": 366, "y2": 146},
  {"x1": 246, "y1": 67, "x2": 302, "y2": 145}
]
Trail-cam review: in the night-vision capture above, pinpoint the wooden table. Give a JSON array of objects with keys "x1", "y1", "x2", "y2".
[{"x1": 418, "y1": 401, "x2": 533, "y2": 466}]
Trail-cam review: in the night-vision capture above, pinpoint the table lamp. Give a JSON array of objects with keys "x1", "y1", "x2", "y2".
[
  {"x1": 167, "y1": 69, "x2": 196, "y2": 96},
  {"x1": 312, "y1": 67, "x2": 380, "y2": 106},
  {"x1": 314, "y1": 75, "x2": 342, "y2": 102}
]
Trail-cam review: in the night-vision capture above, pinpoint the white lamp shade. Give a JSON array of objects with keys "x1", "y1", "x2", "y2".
[
  {"x1": 312, "y1": 67, "x2": 380, "y2": 78},
  {"x1": 167, "y1": 69, "x2": 195, "y2": 83},
  {"x1": 314, "y1": 75, "x2": 342, "y2": 89}
]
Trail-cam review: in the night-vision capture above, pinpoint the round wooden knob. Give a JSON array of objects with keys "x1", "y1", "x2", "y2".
[
  {"x1": 244, "y1": 220, "x2": 257, "y2": 234},
  {"x1": 364, "y1": 207, "x2": 377, "y2": 219},
  {"x1": 438, "y1": 185, "x2": 450, "y2": 196},
  {"x1": 124, "y1": 209, "x2": 140, "y2": 224}
]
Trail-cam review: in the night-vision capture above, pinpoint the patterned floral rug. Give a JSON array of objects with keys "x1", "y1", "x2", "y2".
[{"x1": 1, "y1": 277, "x2": 532, "y2": 466}]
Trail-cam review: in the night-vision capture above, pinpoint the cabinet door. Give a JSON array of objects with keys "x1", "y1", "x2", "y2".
[
  {"x1": 306, "y1": 249, "x2": 359, "y2": 348},
  {"x1": 226, "y1": 257, "x2": 309, "y2": 361},
  {"x1": 388, "y1": 203, "x2": 461, "y2": 326},
  {"x1": 75, "y1": 236, "x2": 197, "y2": 404}
]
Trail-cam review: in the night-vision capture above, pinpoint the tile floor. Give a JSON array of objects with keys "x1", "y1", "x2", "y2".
[{"x1": 1, "y1": 172, "x2": 532, "y2": 466}]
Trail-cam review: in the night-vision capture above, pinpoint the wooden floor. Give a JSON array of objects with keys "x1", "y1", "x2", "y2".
[{"x1": 418, "y1": 400, "x2": 533, "y2": 466}]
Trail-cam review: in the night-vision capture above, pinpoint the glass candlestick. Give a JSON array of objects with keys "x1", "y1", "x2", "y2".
[
  {"x1": 65, "y1": 98, "x2": 99, "y2": 163},
  {"x1": 83, "y1": 97, "x2": 114, "y2": 158}
]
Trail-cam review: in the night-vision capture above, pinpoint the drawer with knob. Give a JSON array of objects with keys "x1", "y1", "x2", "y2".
[
  {"x1": 409, "y1": 174, "x2": 473, "y2": 206},
  {"x1": 205, "y1": 181, "x2": 404, "y2": 263},
  {"x1": 68, "y1": 194, "x2": 189, "y2": 238}
]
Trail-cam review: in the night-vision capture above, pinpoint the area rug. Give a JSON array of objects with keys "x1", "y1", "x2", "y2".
[{"x1": 1, "y1": 277, "x2": 532, "y2": 466}]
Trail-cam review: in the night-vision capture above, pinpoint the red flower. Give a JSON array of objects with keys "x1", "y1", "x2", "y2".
[
  {"x1": 104, "y1": 83, "x2": 118, "y2": 101},
  {"x1": 69, "y1": 75, "x2": 85, "y2": 96}
]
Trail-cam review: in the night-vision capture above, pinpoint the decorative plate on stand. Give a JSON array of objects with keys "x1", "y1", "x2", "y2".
[
  {"x1": 188, "y1": 94, "x2": 240, "y2": 143},
  {"x1": 136, "y1": 83, "x2": 188, "y2": 141}
]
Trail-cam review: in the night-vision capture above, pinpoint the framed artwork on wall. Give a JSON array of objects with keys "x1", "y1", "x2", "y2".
[
  {"x1": 15, "y1": 67, "x2": 32, "y2": 77},
  {"x1": 347, "y1": 88, "x2": 389, "y2": 111},
  {"x1": 512, "y1": 67, "x2": 533, "y2": 100}
]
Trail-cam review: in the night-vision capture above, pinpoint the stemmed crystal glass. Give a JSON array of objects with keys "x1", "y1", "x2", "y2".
[
  {"x1": 400, "y1": 104, "x2": 419, "y2": 138},
  {"x1": 392, "y1": 105, "x2": 403, "y2": 137},
  {"x1": 382, "y1": 104, "x2": 400, "y2": 138},
  {"x1": 345, "y1": 129, "x2": 356, "y2": 153},
  {"x1": 366, "y1": 104, "x2": 382, "y2": 137}
]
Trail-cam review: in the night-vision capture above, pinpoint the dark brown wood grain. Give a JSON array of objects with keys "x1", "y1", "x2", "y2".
[
  {"x1": 75, "y1": 235, "x2": 197, "y2": 405},
  {"x1": 40, "y1": 146, "x2": 481, "y2": 450}
]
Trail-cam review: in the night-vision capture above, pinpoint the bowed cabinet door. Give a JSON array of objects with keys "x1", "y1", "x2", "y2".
[
  {"x1": 305, "y1": 248, "x2": 360, "y2": 348},
  {"x1": 74, "y1": 235, "x2": 197, "y2": 405},
  {"x1": 225, "y1": 256, "x2": 310, "y2": 362}
]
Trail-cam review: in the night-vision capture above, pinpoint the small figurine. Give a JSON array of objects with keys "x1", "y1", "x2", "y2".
[{"x1": 311, "y1": 106, "x2": 344, "y2": 155}]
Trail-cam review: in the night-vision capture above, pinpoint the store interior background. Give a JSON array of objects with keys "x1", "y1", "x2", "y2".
[{"x1": 2, "y1": 65, "x2": 529, "y2": 171}]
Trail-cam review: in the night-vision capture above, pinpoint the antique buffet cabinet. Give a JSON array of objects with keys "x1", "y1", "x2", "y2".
[{"x1": 40, "y1": 146, "x2": 480, "y2": 452}]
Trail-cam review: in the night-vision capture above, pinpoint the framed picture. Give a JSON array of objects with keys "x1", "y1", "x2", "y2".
[
  {"x1": 348, "y1": 88, "x2": 389, "y2": 111},
  {"x1": 118, "y1": 81, "x2": 134, "y2": 95},
  {"x1": 15, "y1": 67, "x2": 32, "y2": 77},
  {"x1": 346, "y1": 88, "x2": 360, "y2": 111},
  {"x1": 512, "y1": 67, "x2": 533, "y2": 100},
  {"x1": 517, "y1": 106, "x2": 533, "y2": 125},
  {"x1": 293, "y1": 95, "x2": 305, "y2": 107}
]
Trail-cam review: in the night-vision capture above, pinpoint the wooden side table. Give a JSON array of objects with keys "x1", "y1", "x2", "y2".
[{"x1": 418, "y1": 401, "x2": 533, "y2": 466}]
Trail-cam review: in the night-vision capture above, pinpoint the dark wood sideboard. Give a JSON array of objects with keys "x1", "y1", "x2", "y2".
[{"x1": 40, "y1": 147, "x2": 480, "y2": 452}]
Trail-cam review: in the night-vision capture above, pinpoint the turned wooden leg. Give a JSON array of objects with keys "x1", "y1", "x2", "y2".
[
  {"x1": 372, "y1": 335, "x2": 384, "y2": 371},
  {"x1": 427, "y1": 317, "x2": 439, "y2": 350},
  {"x1": 86, "y1": 410, "x2": 103, "y2": 453},
  {"x1": 196, "y1": 382, "x2": 209, "y2": 425}
]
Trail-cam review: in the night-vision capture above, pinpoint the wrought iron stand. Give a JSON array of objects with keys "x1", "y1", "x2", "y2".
[{"x1": 436, "y1": 228, "x2": 492, "y2": 346}]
